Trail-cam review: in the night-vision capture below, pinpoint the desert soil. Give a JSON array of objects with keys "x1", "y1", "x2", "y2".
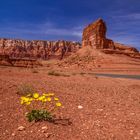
[{"x1": 0, "y1": 65, "x2": 140, "y2": 140}]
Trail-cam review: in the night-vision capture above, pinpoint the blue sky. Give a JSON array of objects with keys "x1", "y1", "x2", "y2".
[{"x1": 0, "y1": 0, "x2": 140, "y2": 50}]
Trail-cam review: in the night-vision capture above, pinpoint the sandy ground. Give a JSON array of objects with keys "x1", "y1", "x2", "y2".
[{"x1": 0, "y1": 65, "x2": 140, "y2": 140}]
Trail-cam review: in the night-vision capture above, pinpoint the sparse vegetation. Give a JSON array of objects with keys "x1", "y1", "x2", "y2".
[
  {"x1": 26, "y1": 110, "x2": 53, "y2": 122},
  {"x1": 17, "y1": 84, "x2": 36, "y2": 96},
  {"x1": 48, "y1": 71, "x2": 61, "y2": 76},
  {"x1": 48, "y1": 71, "x2": 70, "y2": 77}
]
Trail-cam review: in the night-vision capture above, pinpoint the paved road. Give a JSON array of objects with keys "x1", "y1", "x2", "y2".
[{"x1": 91, "y1": 73, "x2": 140, "y2": 80}]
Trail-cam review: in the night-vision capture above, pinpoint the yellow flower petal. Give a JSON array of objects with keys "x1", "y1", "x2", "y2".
[
  {"x1": 54, "y1": 97, "x2": 59, "y2": 101},
  {"x1": 33, "y1": 93, "x2": 39, "y2": 99},
  {"x1": 47, "y1": 93, "x2": 55, "y2": 96},
  {"x1": 43, "y1": 93, "x2": 54, "y2": 96},
  {"x1": 20, "y1": 100, "x2": 24, "y2": 105},
  {"x1": 26, "y1": 102, "x2": 31, "y2": 105},
  {"x1": 56, "y1": 102, "x2": 62, "y2": 107},
  {"x1": 21, "y1": 96, "x2": 26, "y2": 100},
  {"x1": 21, "y1": 97, "x2": 30, "y2": 103},
  {"x1": 46, "y1": 97, "x2": 51, "y2": 102},
  {"x1": 42, "y1": 98, "x2": 47, "y2": 102}
]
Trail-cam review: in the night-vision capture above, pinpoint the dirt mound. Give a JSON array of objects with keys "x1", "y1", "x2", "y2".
[{"x1": 59, "y1": 47, "x2": 140, "y2": 70}]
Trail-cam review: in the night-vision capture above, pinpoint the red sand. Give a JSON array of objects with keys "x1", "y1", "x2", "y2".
[{"x1": 0, "y1": 65, "x2": 140, "y2": 140}]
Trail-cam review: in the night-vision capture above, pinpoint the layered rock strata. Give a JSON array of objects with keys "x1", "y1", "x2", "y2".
[
  {"x1": 0, "y1": 39, "x2": 81, "y2": 60},
  {"x1": 0, "y1": 54, "x2": 42, "y2": 68}
]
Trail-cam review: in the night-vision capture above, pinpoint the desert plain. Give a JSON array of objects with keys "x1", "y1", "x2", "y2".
[
  {"x1": 0, "y1": 19, "x2": 140, "y2": 140},
  {"x1": 0, "y1": 55, "x2": 140, "y2": 140}
]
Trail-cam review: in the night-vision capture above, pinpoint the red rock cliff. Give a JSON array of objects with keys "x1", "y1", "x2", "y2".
[{"x1": 0, "y1": 39, "x2": 81, "y2": 60}]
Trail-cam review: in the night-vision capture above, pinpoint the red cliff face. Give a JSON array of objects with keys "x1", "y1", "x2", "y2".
[
  {"x1": 0, "y1": 39, "x2": 81, "y2": 60},
  {"x1": 82, "y1": 18, "x2": 140, "y2": 58},
  {"x1": 82, "y1": 18, "x2": 115, "y2": 49}
]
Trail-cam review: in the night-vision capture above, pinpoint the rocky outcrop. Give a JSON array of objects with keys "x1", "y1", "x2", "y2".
[
  {"x1": 0, "y1": 39, "x2": 81, "y2": 60},
  {"x1": 82, "y1": 18, "x2": 115, "y2": 49},
  {"x1": 0, "y1": 54, "x2": 13, "y2": 66},
  {"x1": 0, "y1": 54, "x2": 42, "y2": 68},
  {"x1": 114, "y1": 43, "x2": 139, "y2": 53},
  {"x1": 82, "y1": 18, "x2": 140, "y2": 57},
  {"x1": 11, "y1": 58, "x2": 42, "y2": 68}
]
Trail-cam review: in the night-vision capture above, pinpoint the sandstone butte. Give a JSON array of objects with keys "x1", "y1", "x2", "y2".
[
  {"x1": 82, "y1": 18, "x2": 140, "y2": 58},
  {"x1": 0, "y1": 18, "x2": 140, "y2": 67}
]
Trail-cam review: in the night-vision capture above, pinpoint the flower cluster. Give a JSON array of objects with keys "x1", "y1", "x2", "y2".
[
  {"x1": 20, "y1": 88, "x2": 63, "y2": 122},
  {"x1": 20, "y1": 92, "x2": 62, "y2": 107}
]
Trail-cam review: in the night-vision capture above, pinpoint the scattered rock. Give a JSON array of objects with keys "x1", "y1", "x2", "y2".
[
  {"x1": 41, "y1": 126, "x2": 48, "y2": 133},
  {"x1": 44, "y1": 133, "x2": 52, "y2": 138},
  {"x1": 41, "y1": 126, "x2": 48, "y2": 130},
  {"x1": 17, "y1": 126, "x2": 25, "y2": 131},
  {"x1": 11, "y1": 133, "x2": 16, "y2": 136},
  {"x1": 78, "y1": 105, "x2": 83, "y2": 109},
  {"x1": 130, "y1": 130, "x2": 134, "y2": 135},
  {"x1": 96, "y1": 108, "x2": 103, "y2": 112}
]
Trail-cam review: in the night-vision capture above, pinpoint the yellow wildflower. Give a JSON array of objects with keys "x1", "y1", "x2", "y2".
[
  {"x1": 47, "y1": 93, "x2": 55, "y2": 96},
  {"x1": 46, "y1": 97, "x2": 51, "y2": 102},
  {"x1": 21, "y1": 96, "x2": 26, "y2": 100},
  {"x1": 29, "y1": 98, "x2": 33, "y2": 102},
  {"x1": 42, "y1": 98, "x2": 47, "y2": 102},
  {"x1": 20, "y1": 100, "x2": 24, "y2": 105},
  {"x1": 56, "y1": 102, "x2": 62, "y2": 107},
  {"x1": 43, "y1": 93, "x2": 54, "y2": 96},
  {"x1": 26, "y1": 102, "x2": 31, "y2": 105},
  {"x1": 38, "y1": 95, "x2": 45, "y2": 101},
  {"x1": 54, "y1": 97, "x2": 59, "y2": 101},
  {"x1": 33, "y1": 93, "x2": 39, "y2": 99},
  {"x1": 43, "y1": 93, "x2": 48, "y2": 96},
  {"x1": 21, "y1": 97, "x2": 30, "y2": 103}
]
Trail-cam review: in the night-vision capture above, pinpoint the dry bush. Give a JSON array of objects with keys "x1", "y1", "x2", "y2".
[
  {"x1": 17, "y1": 84, "x2": 36, "y2": 96},
  {"x1": 48, "y1": 71, "x2": 70, "y2": 77},
  {"x1": 31, "y1": 69, "x2": 39, "y2": 73}
]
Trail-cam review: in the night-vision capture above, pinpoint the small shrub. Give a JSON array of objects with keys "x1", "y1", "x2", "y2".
[
  {"x1": 26, "y1": 110, "x2": 53, "y2": 122},
  {"x1": 79, "y1": 72, "x2": 86, "y2": 75},
  {"x1": 17, "y1": 84, "x2": 36, "y2": 96},
  {"x1": 48, "y1": 71, "x2": 61, "y2": 76}
]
